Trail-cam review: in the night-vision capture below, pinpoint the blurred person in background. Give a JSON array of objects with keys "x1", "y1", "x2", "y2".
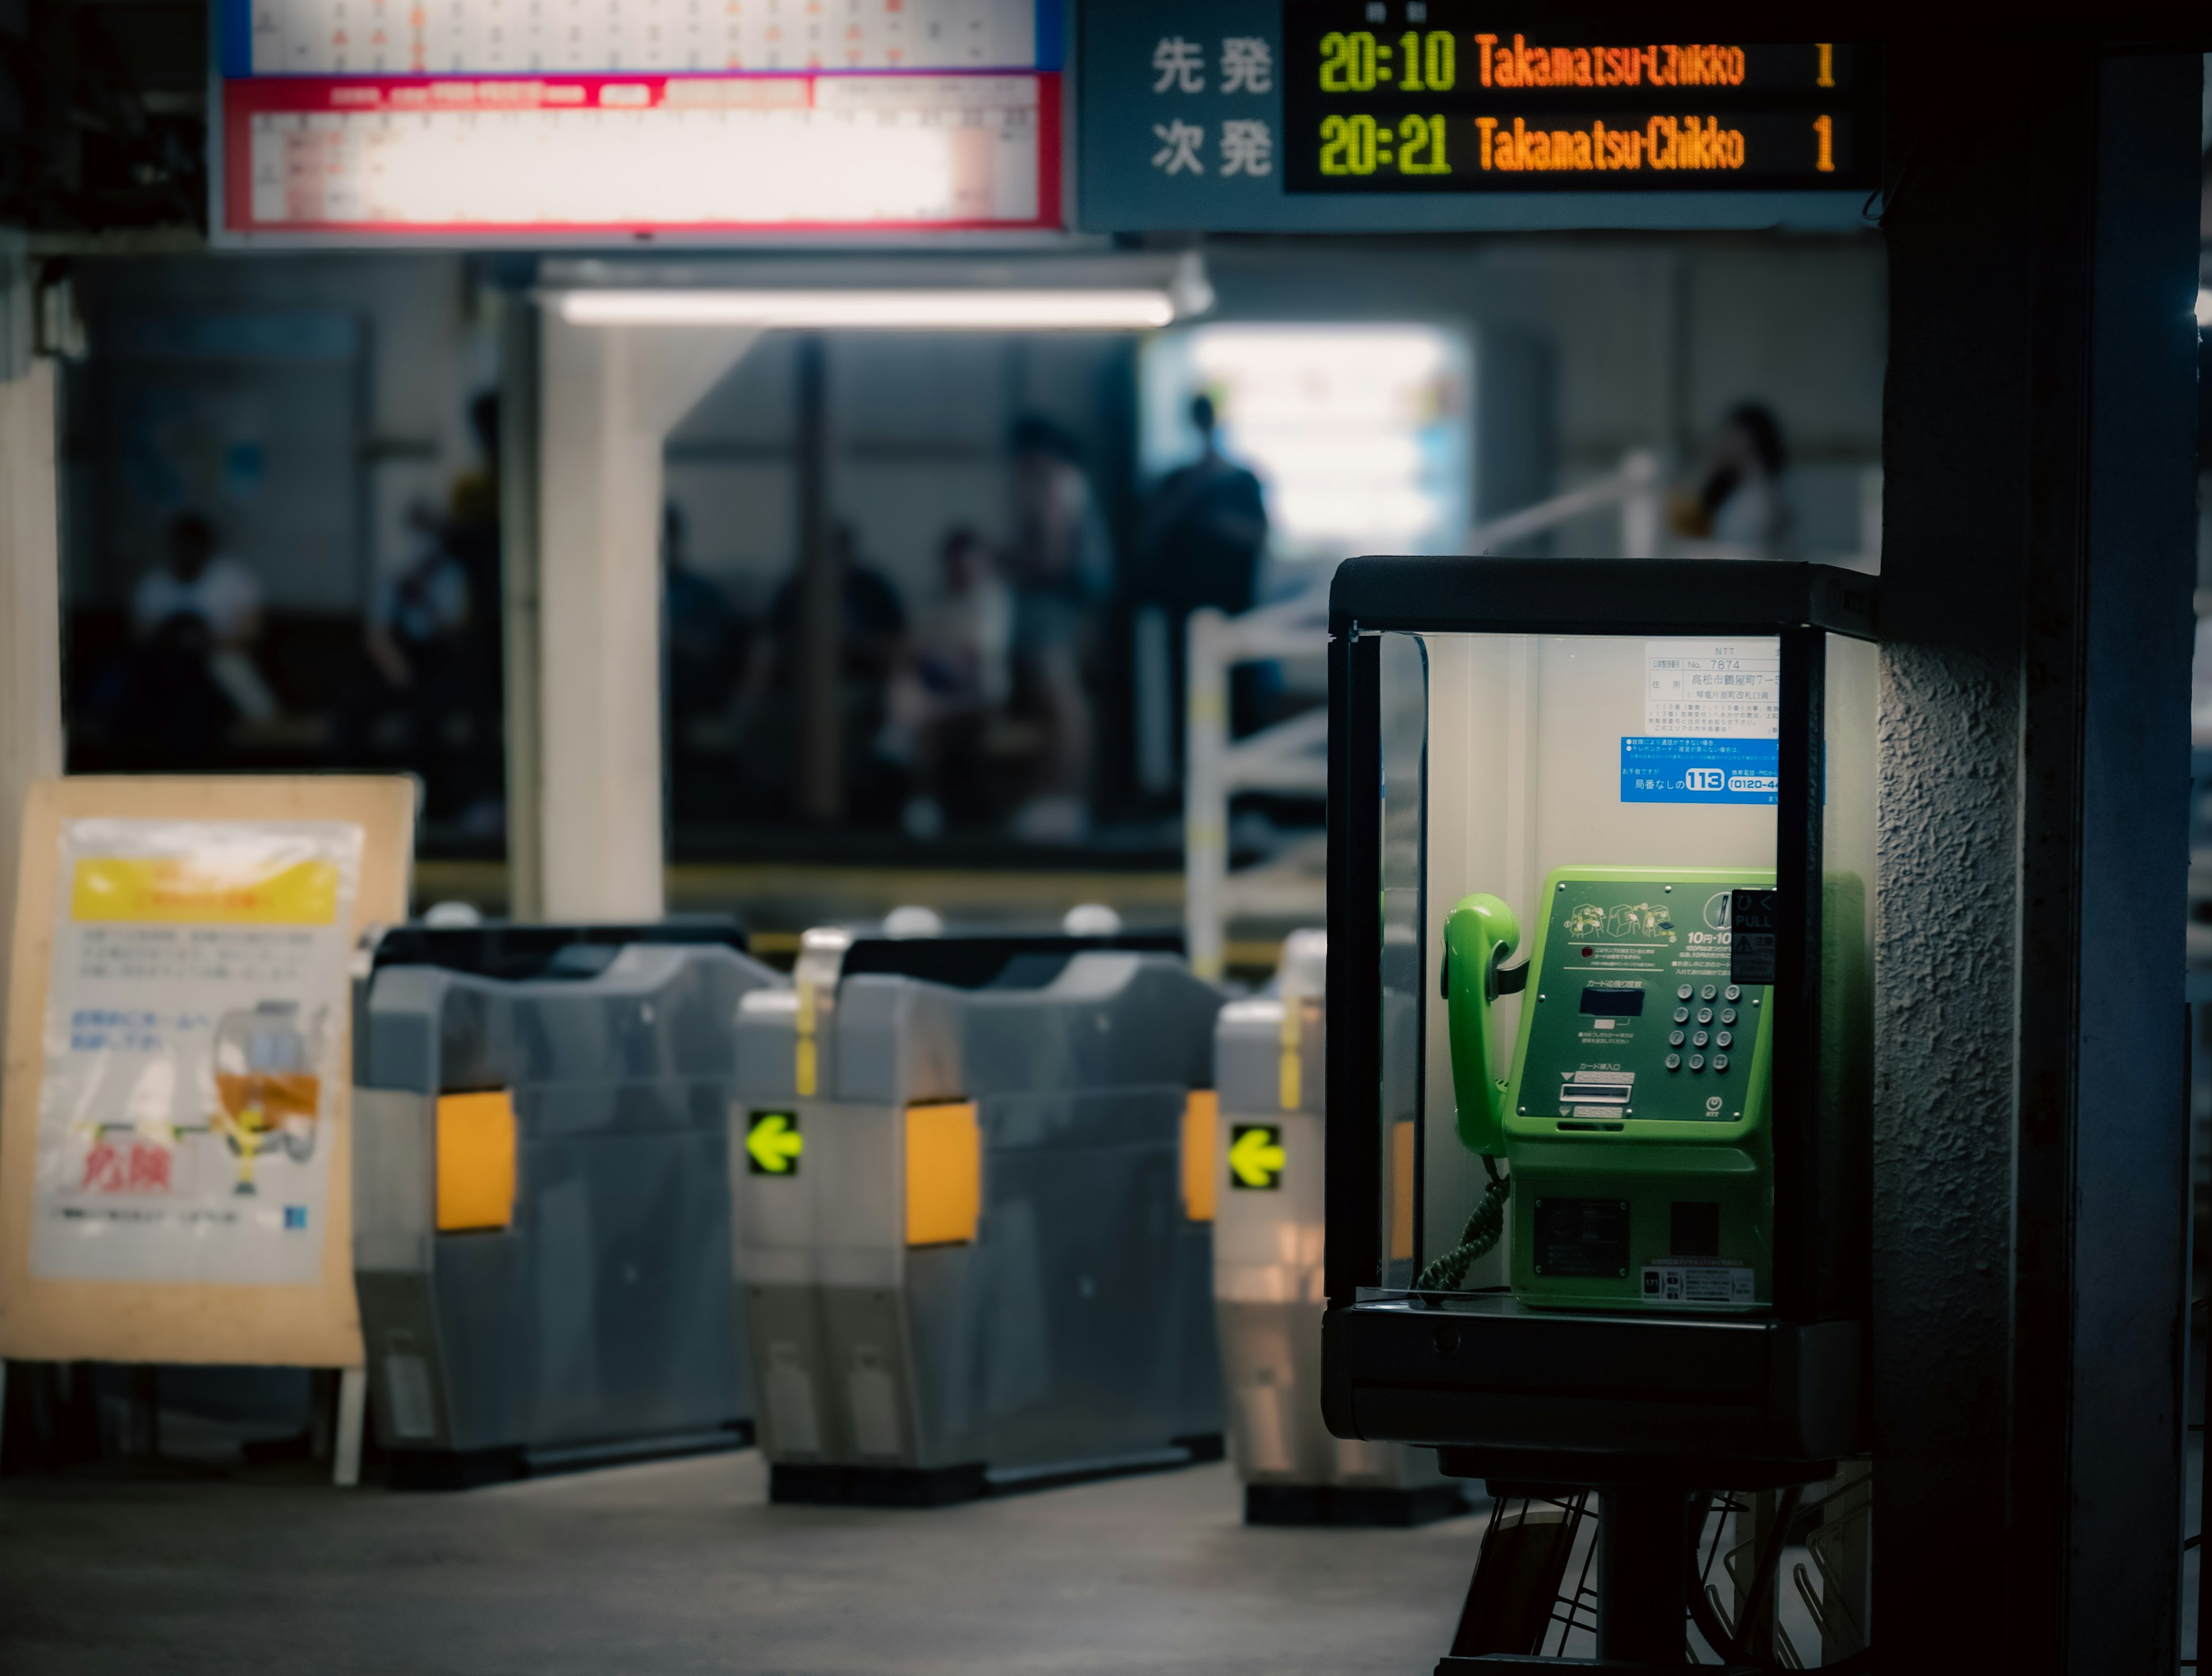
[
  {"x1": 662, "y1": 501, "x2": 739, "y2": 742},
  {"x1": 337, "y1": 496, "x2": 475, "y2": 772},
  {"x1": 426, "y1": 392, "x2": 507, "y2": 833},
  {"x1": 733, "y1": 524, "x2": 909, "y2": 822},
  {"x1": 129, "y1": 510, "x2": 282, "y2": 727},
  {"x1": 1133, "y1": 392, "x2": 1270, "y2": 779},
  {"x1": 1003, "y1": 416, "x2": 1112, "y2": 843},
  {"x1": 1671, "y1": 401, "x2": 1795, "y2": 557},
  {"x1": 886, "y1": 525, "x2": 1013, "y2": 839}
]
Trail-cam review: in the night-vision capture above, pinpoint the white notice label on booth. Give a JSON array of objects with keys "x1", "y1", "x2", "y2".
[
  {"x1": 30, "y1": 818, "x2": 361, "y2": 1286},
  {"x1": 1640, "y1": 1260, "x2": 1756, "y2": 1305},
  {"x1": 1644, "y1": 639, "x2": 1781, "y2": 738}
]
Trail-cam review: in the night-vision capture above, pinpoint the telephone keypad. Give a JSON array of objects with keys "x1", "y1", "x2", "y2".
[
  {"x1": 1696, "y1": 1007, "x2": 1713, "y2": 1025},
  {"x1": 1712, "y1": 1052, "x2": 1730, "y2": 1072},
  {"x1": 1665, "y1": 1052, "x2": 1682, "y2": 1071},
  {"x1": 1699, "y1": 984, "x2": 1718, "y2": 1001},
  {"x1": 1669, "y1": 1029, "x2": 1686, "y2": 1047},
  {"x1": 1715, "y1": 1030, "x2": 1732, "y2": 1049},
  {"x1": 1691, "y1": 1030, "x2": 1709, "y2": 1048},
  {"x1": 1688, "y1": 1053, "x2": 1706, "y2": 1071},
  {"x1": 1719, "y1": 1006, "x2": 1737, "y2": 1025},
  {"x1": 1673, "y1": 1007, "x2": 1690, "y2": 1024}
]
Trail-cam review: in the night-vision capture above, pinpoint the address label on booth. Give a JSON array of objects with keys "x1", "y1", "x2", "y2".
[{"x1": 1619, "y1": 736, "x2": 1779, "y2": 806}]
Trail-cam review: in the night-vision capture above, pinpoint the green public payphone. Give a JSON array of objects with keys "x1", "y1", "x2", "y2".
[
  {"x1": 1320, "y1": 557, "x2": 1874, "y2": 1490},
  {"x1": 1439, "y1": 866, "x2": 1781, "y2": 1312}
]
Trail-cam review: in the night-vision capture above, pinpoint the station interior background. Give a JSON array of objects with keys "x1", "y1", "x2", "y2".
[
  {"x1": 3, "y1": 33, "x2": 2211, "y2": 1672},
  {"x1": 54, "y1": 238, "x2": 1888, "y2": 960}
]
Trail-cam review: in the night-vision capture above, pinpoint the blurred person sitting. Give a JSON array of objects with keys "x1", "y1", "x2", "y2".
[
  {"x1": 885, "y1": 526, "x2": 1013, "y2": 839},
  {"x1": 1671, "y1": 402, "x2": 1795, "y2": 557},
  {"x1": 1003, "y1": 416, "x2": 1113, "y2": 844},
  {"x1": 130, "y1": 511, "x2": 281, "y2": 726}
]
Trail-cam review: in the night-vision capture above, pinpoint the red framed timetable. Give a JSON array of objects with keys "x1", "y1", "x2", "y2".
[{"x1": 213, "y1": 1, "x2": 1066, "y2": 243}]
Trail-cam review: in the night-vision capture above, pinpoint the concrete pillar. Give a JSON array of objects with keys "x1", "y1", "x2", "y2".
[
  {"x1": 1878, "y1": 46, "x2": 2199, "y2": 1671},
  {"x1": 0, "y1": 357, "x2": 65, "y2": 1032},
  {"x1": 526, "y1": 312, "x2": 757, "y2": 922}
]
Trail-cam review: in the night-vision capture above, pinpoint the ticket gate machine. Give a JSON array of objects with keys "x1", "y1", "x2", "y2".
[
  {"x1": 734, "y1": 929, "x2": 1225, "y2": 1506},
  {"x1": 353, "y1": 922, "x2": 782, "y2": 1487},
  {"x1": 1214, "y1": 931, "x2": 1467, "y2": 1526}
]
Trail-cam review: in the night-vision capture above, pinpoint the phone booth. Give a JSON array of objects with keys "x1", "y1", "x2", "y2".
[{"x1": 1321, "y1": 558, "x2": 1876, "y2": 1663}]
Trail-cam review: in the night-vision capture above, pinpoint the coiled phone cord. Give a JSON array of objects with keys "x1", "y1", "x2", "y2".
[{"x1": 1415, "y1": 1154, "x2": 1509, "y2": 1291}]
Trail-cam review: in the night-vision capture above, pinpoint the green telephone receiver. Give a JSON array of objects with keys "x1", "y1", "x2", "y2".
[
  {"x1": 1442, "y1": 893, "x2": 1518, "y2": 1156},
  {"x1": 1440, "y1": 866, "x2": 1777, "y2": 1312}
]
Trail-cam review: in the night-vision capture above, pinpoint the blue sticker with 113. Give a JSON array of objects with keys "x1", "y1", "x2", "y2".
[{"x1": 1620, "y1": 736, "x2": 1778, "y2": 805}]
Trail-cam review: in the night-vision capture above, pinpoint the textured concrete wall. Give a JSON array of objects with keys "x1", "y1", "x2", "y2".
[
  {"x1": 1870, "y1": 643, "x2": 2017, "y2": 1631},
  {"x1": 1876, "y1": 45, "x2": 2200, "y2": 1673}
]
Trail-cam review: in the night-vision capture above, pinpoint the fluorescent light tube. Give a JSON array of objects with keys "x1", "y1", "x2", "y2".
[{"x1": 559, "y1": 289, "x2": 1179, "y2": 331}]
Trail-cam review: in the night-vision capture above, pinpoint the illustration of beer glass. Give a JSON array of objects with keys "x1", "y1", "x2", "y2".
[{"x1": 210, "y1": 1002, "x2": 320, "y2": 1195}]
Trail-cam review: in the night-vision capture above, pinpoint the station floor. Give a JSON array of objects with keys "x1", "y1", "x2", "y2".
[{"x1": 0, "y1": 1452, "x2": 1489, "y2": 1674}]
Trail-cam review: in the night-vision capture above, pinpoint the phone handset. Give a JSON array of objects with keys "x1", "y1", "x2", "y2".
[{"x1": 1441, "y1": 893, "x2": 1521, "y2": 1157}]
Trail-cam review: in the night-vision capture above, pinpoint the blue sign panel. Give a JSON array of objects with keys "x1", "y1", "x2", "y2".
[
  {"x1": 1620, "y1": 736, "x2": 1778, "y2": 806},
  {"x1": 1076, "y1": 2, "x2": 1874, "y2": 234}
]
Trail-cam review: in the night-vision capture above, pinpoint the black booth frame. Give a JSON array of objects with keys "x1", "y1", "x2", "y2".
[{"x1": 1321, "y1": 559, "x2": 1877, "y2": 1484}]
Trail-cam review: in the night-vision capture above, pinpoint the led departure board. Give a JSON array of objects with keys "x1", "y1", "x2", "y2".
[
  {"x1": 1283, "y1": 6, "x2": 1875, "y2": 194},
  {"x1": 213, "y1": 0, "x2": 1063, "y2": 242}
]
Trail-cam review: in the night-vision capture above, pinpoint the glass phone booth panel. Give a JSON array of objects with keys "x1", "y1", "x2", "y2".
[{"x1": 1371, "y1": 620, "x2": 1872, "y2": 1323}]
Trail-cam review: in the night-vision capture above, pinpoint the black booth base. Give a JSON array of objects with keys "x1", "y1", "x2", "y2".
[
  {"x1": 1244, "y1": 1481, "x2": 1471, "y2": 1527},
  {"x1": 1323, "y1": 1295, "x2": 1861, "y2": 1485}
]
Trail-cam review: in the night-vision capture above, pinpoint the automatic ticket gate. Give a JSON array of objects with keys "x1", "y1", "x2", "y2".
[
  {"x1": 734, "y1": 930, "x2": 1225, "y2": 1506},
  {"x1": 352, "y1": 922, "x2": 782, "y2": 1487},
  {"x1": 1213, "y1": 931, "x2": 1467, "y2": 1526}
]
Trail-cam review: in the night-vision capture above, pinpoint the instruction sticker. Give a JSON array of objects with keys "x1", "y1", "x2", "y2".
[
  {"x1": 1729, "y1": 890, "x2": 1779, "y2": 985},
  {"x1": 1641, "y1": 1260, "x2": 1756, "y2": 1305},
  {"x1": 1645, "y1": 639, "x2": 1781, "y2": 738},
  {"x1": 1620, "y1": 736, "x2": 1779, "y2": 805}
]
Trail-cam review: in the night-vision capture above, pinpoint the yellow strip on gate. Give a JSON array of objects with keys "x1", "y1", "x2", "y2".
[
  {"x1": 906, "y1": 1102, "x2": 981, "y2": 1247},
  {"x1": 1182, "y1": 1090, "x2": 1218, "y2": 1223},
  {"x1": 437, "y1": 1090, "x2": 517, "y2": 1233},
  {"x1": 71, "y1": 857, "x2": 341, "y2": 924},
  {"x1": 1390, "y1": 1120, "x2": 1416, "y2": 1261}
]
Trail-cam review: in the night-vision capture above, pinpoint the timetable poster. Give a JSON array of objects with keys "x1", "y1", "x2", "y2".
[
  {"x1": 30, "y1": 820, "x2": 362, "y2": 1287},
  {"x1": 214, "y1": 0, "x2": 1066, "y2": 240}
]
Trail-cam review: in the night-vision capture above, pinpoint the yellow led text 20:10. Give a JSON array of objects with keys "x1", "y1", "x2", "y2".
[{"x1": 1318, "y1": 31, "x2": 1457, "y2": 94}]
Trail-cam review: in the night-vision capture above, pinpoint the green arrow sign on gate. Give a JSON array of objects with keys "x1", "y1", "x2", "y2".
[
  {"x1": 747, "y1": 1110, "x2": 804, "y2": 1176},
  {"x1": 1229, "y1": 1124, "x2": 1286, "y2": 1190}
]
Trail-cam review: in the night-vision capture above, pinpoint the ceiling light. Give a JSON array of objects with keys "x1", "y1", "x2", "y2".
[{"x1": 558, "y1": 288, "x2": 1180, "y2": 331}]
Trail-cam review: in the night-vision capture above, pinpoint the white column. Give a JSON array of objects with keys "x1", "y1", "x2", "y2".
[
  {"x1": 0, "y1": 358, "x2": 65, "y2": 1030},
  {"x1": 532, "y1": 316, "x2": 757, "y2": 922}
]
